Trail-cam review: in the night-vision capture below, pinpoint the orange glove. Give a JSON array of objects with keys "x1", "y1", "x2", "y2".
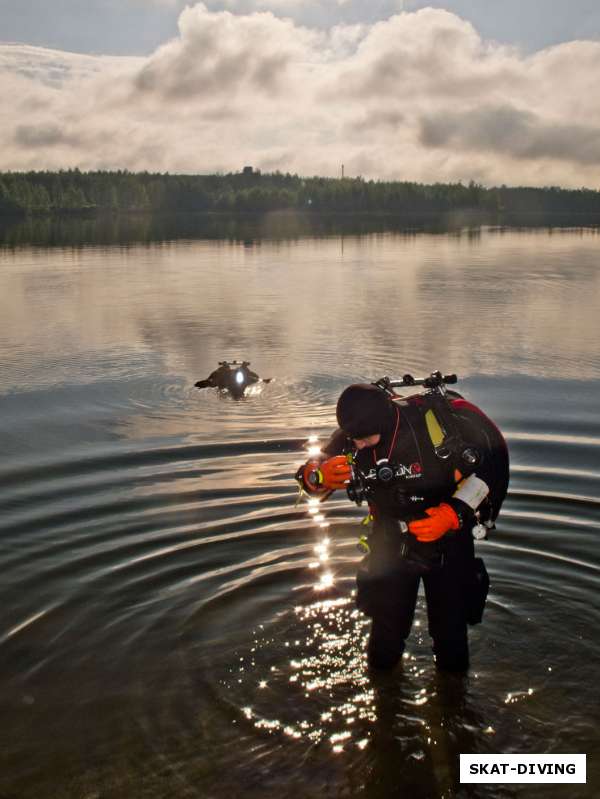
[
  {"x1": 319, "y1": 455, "x2": 352, "y2": 490},
  {"x1": 408, "y1": 503, "x2": 460, "y2": 542}
]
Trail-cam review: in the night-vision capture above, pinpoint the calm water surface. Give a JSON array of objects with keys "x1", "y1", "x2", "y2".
[{"x1": 1, "y1": 220, "x2": 599, "y2": 798}]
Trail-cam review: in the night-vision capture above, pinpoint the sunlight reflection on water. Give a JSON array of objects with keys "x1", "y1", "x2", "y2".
[{"x1": 1, "y1": 226, "x2": 600, "y2": 798}]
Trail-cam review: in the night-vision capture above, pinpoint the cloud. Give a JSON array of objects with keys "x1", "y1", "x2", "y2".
[
  {"x1": 1, "y1": 4, "x2": 600, "y2": 187},
  {"x1": 0, "y1": 44, "x2": 137, "y2": 88},
  {"x1": 134, "y1": 4, "x2": 318, "y2": 99},
  {"x1": 419, "y1": 104, "x2": 600, "y2": 166},
  {"x1": 14, "y1": 123, "x2": 82, "y2": 149}
]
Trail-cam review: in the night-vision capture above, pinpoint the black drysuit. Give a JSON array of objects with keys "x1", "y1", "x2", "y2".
[{"x1": 322, "y1": 394, "x2": 509, "y2": 671}]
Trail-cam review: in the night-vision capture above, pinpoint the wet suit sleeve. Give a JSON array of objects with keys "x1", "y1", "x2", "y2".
[{"x1": 321, "y1": 428, "x2": 348, "y2": 458}]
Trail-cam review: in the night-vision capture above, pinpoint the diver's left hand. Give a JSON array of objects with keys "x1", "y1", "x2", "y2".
[{"x1": 408, "y1": 503, "x2": 460, "y2": 542}]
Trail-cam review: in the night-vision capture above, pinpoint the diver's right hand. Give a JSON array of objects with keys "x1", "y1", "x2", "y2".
[{"x1": 319, "y1": 455, "x2": 352, "y2": 490}]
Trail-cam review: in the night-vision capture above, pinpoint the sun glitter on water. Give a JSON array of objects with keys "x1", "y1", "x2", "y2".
[{"x1": 229, "y1": 596, "x2": 376, "y2": 751}]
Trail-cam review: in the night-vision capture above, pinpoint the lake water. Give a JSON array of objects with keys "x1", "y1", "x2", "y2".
[{"x1": 1, "y1": 216, "x2": 599, "y2": 798}]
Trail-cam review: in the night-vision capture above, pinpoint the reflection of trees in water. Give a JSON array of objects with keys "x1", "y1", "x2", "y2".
[
  {"x1": 0, "y1": 212, "x2": 156, "y2": 247},
  {"x1": 0, "y1": 211, "x2": 424, "y2": 248},
  {"x1": 2, "y1": 211, "x2": 599, "y2": 249}
]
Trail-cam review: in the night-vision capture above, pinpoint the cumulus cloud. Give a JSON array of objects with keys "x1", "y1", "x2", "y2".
[
  {"x1": 134, "y1": 5, "x2": 319, "y2": 98},
  {"x1": 1, "y1": 3, "x2": 600, "y2": 186}
]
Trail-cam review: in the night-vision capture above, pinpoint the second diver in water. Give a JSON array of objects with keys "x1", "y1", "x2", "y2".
[
  {"x1": 296, "y1": 372, "x2": 509, "y2": 672},
  {"x1": 195, "y1": 361, "x2": 269, "y2": 399}
]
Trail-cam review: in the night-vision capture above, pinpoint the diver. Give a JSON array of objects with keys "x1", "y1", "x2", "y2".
[
  {"x1": 295, "y1": 372, "x2": 509, "y2": 672},
  {"x1": 195, "y1": 360, "x2": 264, "y2": 399}
]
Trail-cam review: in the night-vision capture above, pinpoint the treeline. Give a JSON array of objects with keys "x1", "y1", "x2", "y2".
[{"x1": 1, "y1": 169, "x2": 600, "y2": 216}]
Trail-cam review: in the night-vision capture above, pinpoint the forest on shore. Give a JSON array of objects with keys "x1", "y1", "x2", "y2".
[{"x1": 1, "y1": 169, "x2": 600, "y2": 217}]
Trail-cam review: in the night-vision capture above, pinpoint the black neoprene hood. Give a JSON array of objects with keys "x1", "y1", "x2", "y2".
[{"x1": 336, "y1": 384, "x2": 394, "y2": 439}]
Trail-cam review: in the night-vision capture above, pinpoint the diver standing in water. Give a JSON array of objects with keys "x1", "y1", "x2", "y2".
[{"x1": 296, "y1": 372, "x2": 509, "y2": 672}]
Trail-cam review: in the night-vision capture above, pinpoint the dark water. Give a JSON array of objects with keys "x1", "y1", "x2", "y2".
[{"x1": 1, "y1": 217, "x2": 599, "y2": 798}]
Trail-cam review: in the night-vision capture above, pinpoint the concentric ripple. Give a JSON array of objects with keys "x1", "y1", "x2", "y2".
[
  {"x1": 2, "y1": 229, "x2": 600, "y2": 798},
  {"x1": 1, "y1": 415, "x2": 599, "y2": 798}
]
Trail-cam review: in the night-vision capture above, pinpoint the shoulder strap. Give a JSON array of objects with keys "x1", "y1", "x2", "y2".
[
  {"x1": 403, "y1": 393, "x2": 467, "y2": 461},
  {"x1": 424, "y1": 406, "x2": 445, "y2": 448}
]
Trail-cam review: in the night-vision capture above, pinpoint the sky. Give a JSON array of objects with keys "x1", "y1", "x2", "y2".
[{"x1": 1, "y1": 1, "x2": 600, "y2": 186}]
